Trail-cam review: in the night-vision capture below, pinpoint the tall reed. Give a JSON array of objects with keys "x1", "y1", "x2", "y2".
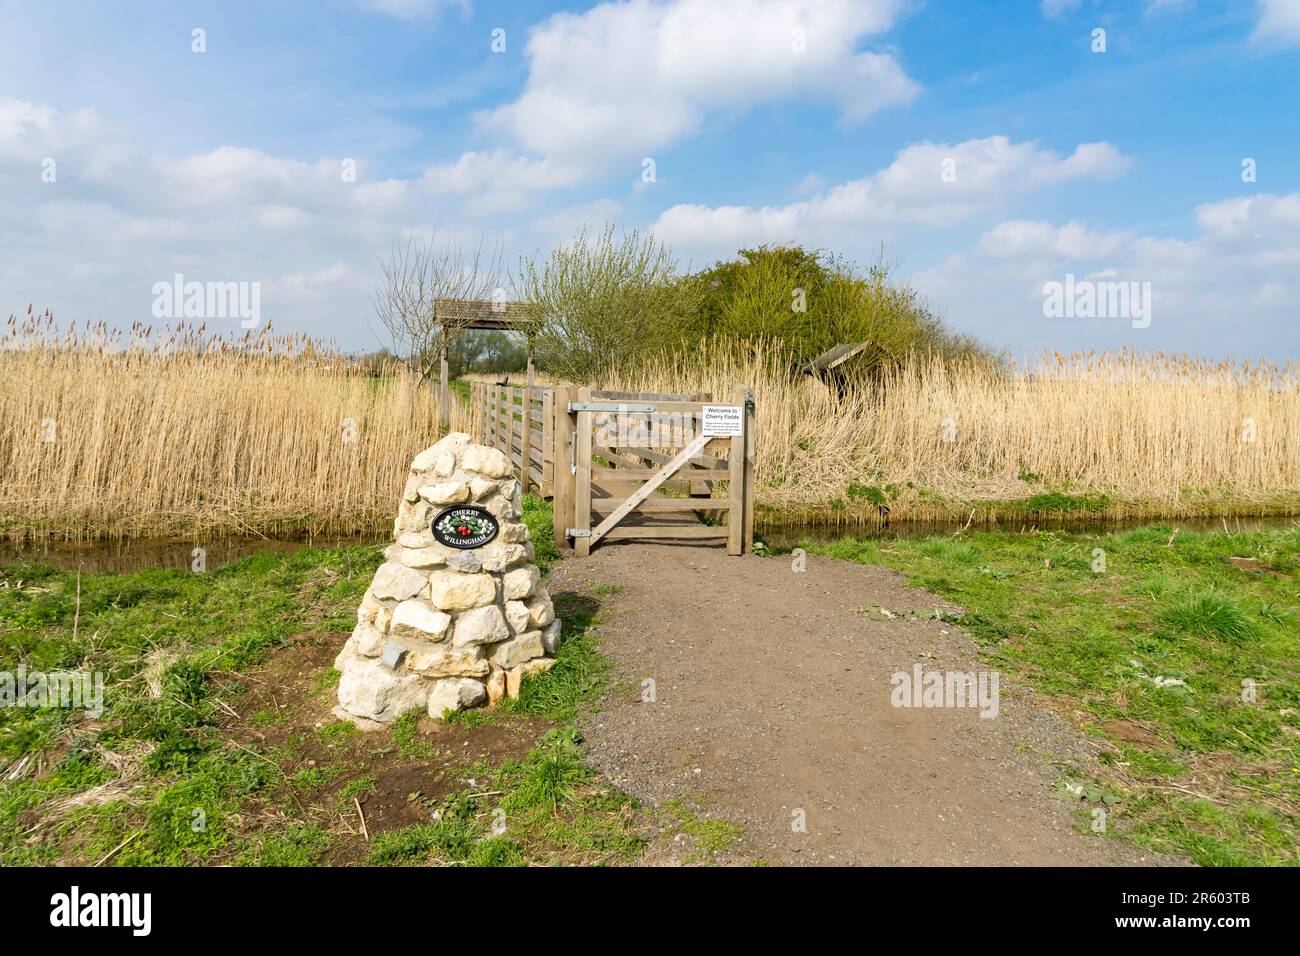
[
  {"x1": 0, "y1": 312, "x2": 470, "y2": 539},
  {"x1": 602, "y1": 341, "x2": 1300, "y2": 520},
  {"x1": 4, "y1": 312, "x2": 1296, "y2": 537}
]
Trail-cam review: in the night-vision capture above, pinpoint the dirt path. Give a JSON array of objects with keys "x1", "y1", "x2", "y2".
[{"x1": 551, "y1": 542, "x2": 1182, "y2": 866}]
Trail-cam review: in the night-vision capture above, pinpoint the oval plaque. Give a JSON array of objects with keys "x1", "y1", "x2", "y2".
[{"x1": 432, "y1": 505, "x2": 499, "y2": 550}]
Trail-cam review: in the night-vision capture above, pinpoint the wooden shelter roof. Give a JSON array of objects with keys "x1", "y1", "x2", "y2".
[{"x1": 434, "y1": 298, "x2": 541, "y2": 333}]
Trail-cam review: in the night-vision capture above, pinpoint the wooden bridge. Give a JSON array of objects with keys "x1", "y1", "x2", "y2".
[{"x1": 468, "y1": 382, "x2": 755, "y2": 555}]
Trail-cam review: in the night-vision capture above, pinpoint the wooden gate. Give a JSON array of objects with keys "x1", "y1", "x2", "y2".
[
  {"x1": 469, "y1": 381, "x2": 754, "y2": 556},
  {"x1": 553, "y1": 386, "x2": 754, "y2": 556}
]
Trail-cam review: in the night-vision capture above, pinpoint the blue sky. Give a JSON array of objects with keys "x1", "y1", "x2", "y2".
[{"x1": 1, "y1": 0, "x2": 1297, "y2": 359}]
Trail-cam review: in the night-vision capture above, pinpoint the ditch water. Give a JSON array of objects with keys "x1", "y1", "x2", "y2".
[{"x1": 2, "y1": 515, "x2": 1295, "y2": 575}]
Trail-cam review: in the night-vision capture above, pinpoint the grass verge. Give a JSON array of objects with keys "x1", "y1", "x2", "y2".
[{"x1": 795, "y1": 523, "x2": 1300, "y2": 866}]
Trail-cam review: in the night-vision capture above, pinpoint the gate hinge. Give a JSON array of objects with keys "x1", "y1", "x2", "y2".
[
  {"x1": 568, "y1": 401, "x2": 656, "y2": 413},
  {"x1": 566, "y1": 529, "x2": 592, "y2": 538}
]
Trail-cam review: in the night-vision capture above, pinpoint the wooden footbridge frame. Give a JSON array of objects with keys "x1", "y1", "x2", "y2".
[{"x1": 468, "y1": 382, "x2": 755, "y2": 555}]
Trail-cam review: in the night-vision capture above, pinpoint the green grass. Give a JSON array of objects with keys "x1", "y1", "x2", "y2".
[
  {"x1": 1, "y1": 497, "x2": 654, "y2": 866},
  {"x1": 448, "y1": 378, "x2": 472, "y2": 407},
  {"x1": 796, "y1": 523, "x2": 1300, "y2": 866},
  {"x1": 663, "y1": 799, "x2": 744, "y2": 862},
  {"x1": 0, "y1": 544, "x2": 380, "y2": 865}
]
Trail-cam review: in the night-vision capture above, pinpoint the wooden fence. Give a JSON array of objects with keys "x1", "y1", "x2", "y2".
[
  {"x1": 469, "y1": 381, "x2": 753, "y2": 555},
  {"x1": 469, "y1": 381, "x2": 553, "y2": 497}
]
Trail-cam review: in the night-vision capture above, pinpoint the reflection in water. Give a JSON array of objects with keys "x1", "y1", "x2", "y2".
[
  {"x1": 758, "y1": 514, "x2": 1299, "y2": 550},
  {"x1": 2, "y1": 514, "x2": 1296, "y2": 575},
  {"x1": 0, "y1": 536, "x2": 384, "y2": 575}
]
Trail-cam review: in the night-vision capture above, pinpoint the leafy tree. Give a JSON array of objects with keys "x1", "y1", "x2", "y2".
[
  {"x1": 683, "y1": 245, "x2": 987, "y2": 372},
  {"x1": 515, "y1": 225, "x2": 701, "y2": 382}
]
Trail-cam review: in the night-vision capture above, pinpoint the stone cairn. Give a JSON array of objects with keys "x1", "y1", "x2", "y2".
[{"x1": 334, "y1": 432, "x2": 559, "y2": 726}]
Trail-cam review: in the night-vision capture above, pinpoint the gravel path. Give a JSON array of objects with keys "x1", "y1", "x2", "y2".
[{"x1": 550, "y1": 542, "x2": 1183, "y2": 866}]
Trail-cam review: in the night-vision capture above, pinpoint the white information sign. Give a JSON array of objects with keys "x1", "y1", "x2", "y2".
[{"x1": 701, "y1": 404, "x2": 743, "y2": 437}]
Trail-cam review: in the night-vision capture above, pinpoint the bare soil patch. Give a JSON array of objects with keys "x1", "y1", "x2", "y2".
[{"x1": 222, "y1": 632, "x2": 550, "y2": 865}]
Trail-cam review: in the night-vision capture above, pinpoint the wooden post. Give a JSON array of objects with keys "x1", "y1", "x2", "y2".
[
  {"x1": 573, "y1": 386, "x2": 593, "y2": 557},
  {"x1": 521, "y1": 384, "x2": 533, "y2": 495},
  {"x1": 551, "y1": 385, "x2": 575, "y2": 550},
  {"x1": 493, "y1": 385, "x2": 503, "y2": 453},
  {"x1": 439, "y1": 337, "x2": 449, "y2": 429},
  {"x1": 541, "y1": 388, "x2": 554, "y2": 498},
  {"x1": 469, "y1": 381, "x2": 478, "y2": 441},
  {"x1": 507, "y1": 387, "x2": 518, "y2": 473},
  {"x1": 726, "y1": 384, "x2": 747, "y2": 556},
  {"x1": 743, "y1": 385, "x2": 755, "y2": 554}
]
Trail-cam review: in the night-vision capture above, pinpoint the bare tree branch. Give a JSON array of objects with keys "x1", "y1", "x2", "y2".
[{"x1": 371, "y1": 232, "x2": 505, "y2": 386}]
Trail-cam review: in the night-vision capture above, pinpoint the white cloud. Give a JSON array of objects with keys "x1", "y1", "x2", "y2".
[
  {"x1": 648, "y1": 136, "x2": 1131, "y2": 258},
  {"x1": 0, "y1": 97, "x2": 531, "y2": 342},
  {"x1": 975, "y1": 220, "x2": 1131, "y2": 260},
  {"x1": 482, "y1": 0, "x2": 917, "y2": 174},
  {"x1": 0, "y1": 97, "x2": 106, "y2": 157},
  {"x1": 1253, "y1": 0, "x2": 1300, "y2": 43},
  {"x1": 912, "y1": 192, "x2": 1300, "y2": 356},
  {"x1": 418, "y1": 149, "x2": 582, "y2": 214}
]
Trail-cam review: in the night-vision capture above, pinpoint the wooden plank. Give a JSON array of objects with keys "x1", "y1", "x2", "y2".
[
  {"x1": 492, "y1": 385, "x2": 502, "y2": 451},
  {"x1": 521, "y1": 382, "x2": 533, "y2": 494},
  {"x1": 602, "y1": 525, "x2": 727, "y2": 540},
  {"x1": 573, "y1": 387, "x2": 593, "y2": 556},
  {"x1": 592, "y1": 497, "x2": 730, "y2": 513},
  {"x1": 479, "y1": 383, "x2": 489, "y2": 444},
  {"x1": 541, "y1": 389, "x2": 554, "y2": 497},
  {"x1": 594, "y1": 447, "x2": 721, "y2": 476},
  {"x1": 592, "y1": 388, "x2": 697, "y2": 402},
  {"x1": 591, "y1": 466, "x2": 720, "y2": 481},
  {"x1": 727, "y1": 384, "x2": 746, "y2": 556},
  {"x1": 614, "y1": 444, "x2": 727, "y2": 470},
  {"x1": 588, "y1": 433, "x2": 711, "y2": 546},
  {"x1": 578, "y1": 398, "x2": 709, "y2": 415}
]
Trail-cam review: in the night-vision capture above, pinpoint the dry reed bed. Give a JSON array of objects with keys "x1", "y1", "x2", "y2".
[
  {"x1": 1, "y1": 317, "x2": 470, "y2": 539},
  {"x1": 603, "y1": 346, "x2": 1300, "y2": 519},
  {"x1": 2, "y1": 313, "x2": 1296, "y2": 538}
]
